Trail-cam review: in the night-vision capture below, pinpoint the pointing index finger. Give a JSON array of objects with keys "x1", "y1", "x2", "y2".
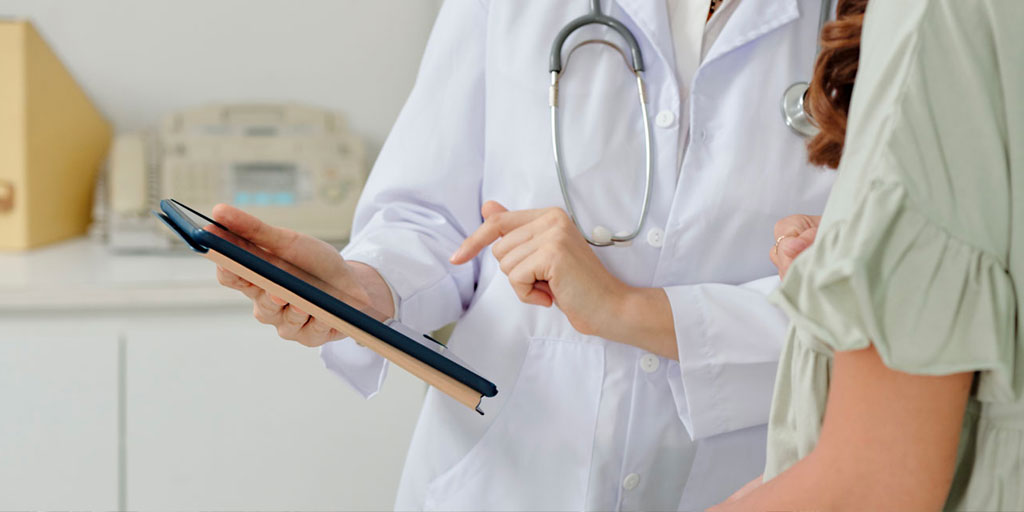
[{"x1": 450, "y1": 209, "x2": 546, "y2": 265}]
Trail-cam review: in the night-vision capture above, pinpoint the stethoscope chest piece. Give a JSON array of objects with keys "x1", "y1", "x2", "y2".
[
  {"x1": 781, "y1": 82, "x2": 820, "y2": 138},
  {"x1": 781, "y1": 0, "x2": 834, "y2": 139}
]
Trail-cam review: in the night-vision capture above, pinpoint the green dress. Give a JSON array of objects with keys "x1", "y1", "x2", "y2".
[{"x1": 763, "y1": 0, "x2": 1024, "y2": 509}]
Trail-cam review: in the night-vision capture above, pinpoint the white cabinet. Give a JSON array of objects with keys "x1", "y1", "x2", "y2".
[
  {"x1": 0, "y1": 239, "x2": 425, "y2": 511},
  {"x1": 122, "y1": 313, "x2": 423, "y2": 511},
  {"x1": 0, "y1": 320, "x2": 119, "y2": 510}
]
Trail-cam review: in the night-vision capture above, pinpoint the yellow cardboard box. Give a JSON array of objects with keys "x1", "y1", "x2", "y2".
[{"x1": 0, "y1": 20, "x2": 112, "y2": 250}]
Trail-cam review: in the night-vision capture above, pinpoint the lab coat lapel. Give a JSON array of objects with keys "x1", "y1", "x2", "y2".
[
  {"x1": 613, "y1": 0, "x2": 674, "y2": 76},
  {"x1": 703, "y1": 0, "x2": 800, "y2": 65}
]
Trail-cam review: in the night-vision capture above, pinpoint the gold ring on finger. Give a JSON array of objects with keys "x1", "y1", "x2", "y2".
[{"x1": 775, "y1": 235, "x2": 789, "y2": 257}]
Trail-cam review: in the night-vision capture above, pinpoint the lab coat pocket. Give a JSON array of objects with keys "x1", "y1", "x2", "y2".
[{"x1": 422, "y1": 337, "x2": 605, "y2": 512}]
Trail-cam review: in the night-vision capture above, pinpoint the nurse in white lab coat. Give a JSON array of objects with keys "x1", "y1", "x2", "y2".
[{"x1": 216, "y1": 0, "x2": 836, "y2": 510}]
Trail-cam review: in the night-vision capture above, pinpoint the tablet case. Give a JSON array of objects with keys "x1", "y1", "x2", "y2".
[{"x1": 154, "y1": 199, "x2": 497, "y2": 414}]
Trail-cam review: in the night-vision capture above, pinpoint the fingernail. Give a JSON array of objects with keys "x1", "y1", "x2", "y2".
[
  {"x1": 270, "y1": 295, "x2": 287, "y2": 306},
  {"x1": 450, "y1": 247, "x2": 464, "y2": 263}
]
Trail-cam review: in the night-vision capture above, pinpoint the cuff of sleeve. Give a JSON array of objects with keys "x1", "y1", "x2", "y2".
[
  {"x1": 664, "y1": 285, "x2": 729, "y2": 441},
  {"x1": 382, "y1": 272, "x2": 402, "y2": 320},
  {"x1": 341, "y1": 241, "x2": 466, "y2": 334},
  {"x1": 320, "y1": 339, "x2": 389, "y2": 398}
]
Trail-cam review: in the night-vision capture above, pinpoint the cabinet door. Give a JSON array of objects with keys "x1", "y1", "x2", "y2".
[
  {"x1": 123, "y1": 311, "x2": 425, "y2": 511},
  {"x1": 0, "y1": 318, "x2": 119, "y2": 510}
]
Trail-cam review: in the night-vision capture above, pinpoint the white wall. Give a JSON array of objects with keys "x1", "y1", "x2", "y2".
[{"x1": 0, "y1": 0, "x2": 443, "y2": 159}]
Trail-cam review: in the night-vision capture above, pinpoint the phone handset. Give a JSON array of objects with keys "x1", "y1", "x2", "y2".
[{"x1": 108, "y1": 133, "x2": 150, "y2": 216}]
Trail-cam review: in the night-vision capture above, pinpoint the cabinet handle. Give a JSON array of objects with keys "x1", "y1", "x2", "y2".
[{"x1": 0, "y1": 181, "x2": 13, "y2": 213}]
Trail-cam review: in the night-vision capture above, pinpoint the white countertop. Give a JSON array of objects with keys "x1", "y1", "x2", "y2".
[{"x1": 0, "y1": 236, "x2": 250, "y2": 312}]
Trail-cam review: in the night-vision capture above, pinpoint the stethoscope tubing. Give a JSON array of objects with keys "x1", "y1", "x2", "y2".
[
  {"x1": 550, "y1": 70, "x2": 652, "y2": 247},
  {"x1": 549, "y1": 0, "x2": 645, "y2": 74},
  {"x1": 551, "y1": 0, "x2": 833, "y2": 246},
  {"x1": 549, "y1": 0, "x2": 653, "y2": 247}
]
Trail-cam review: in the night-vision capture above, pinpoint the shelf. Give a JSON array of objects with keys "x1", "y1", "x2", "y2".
[{"x1": 0, "y1": 237, "x2": 249, "y2": 312}]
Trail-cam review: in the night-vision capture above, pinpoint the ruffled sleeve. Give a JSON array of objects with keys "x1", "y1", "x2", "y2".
[
  {"x1": 765, "y1": 2, "x2": 1024, "y2": 502},
  {"x1": 769, "y1": 0, "x2": 1022, "y2": 403},
  {"x1": 771, "y1": 178, "x2": 1017, "y2": 402}
]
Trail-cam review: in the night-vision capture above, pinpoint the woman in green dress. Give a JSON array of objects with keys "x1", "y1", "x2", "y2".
[{"x1": 713, "y1": 0, "x2": 1023, "y2": 509}]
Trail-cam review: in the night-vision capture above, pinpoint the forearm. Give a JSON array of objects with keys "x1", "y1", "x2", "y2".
[
  {"x1": 719, "y1": 346, "x2": 970, "y2": 511},
  {"x1": 595, "y1": 276, "x2": 785, "y2": 363},
  {"x1": 714, "y1": 450, "x2": 835, "y2": 511},
  {"x1": 719, "y1": 444, "x2": 951, "y2": 511},
  {"x1": 601, "y1": 286, "x2": 678, "y2": 360}
]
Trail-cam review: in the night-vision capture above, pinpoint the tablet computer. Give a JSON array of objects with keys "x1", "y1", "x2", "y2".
[{"x1": 154, "y1": 198, "x2": 497, "y2": 414}]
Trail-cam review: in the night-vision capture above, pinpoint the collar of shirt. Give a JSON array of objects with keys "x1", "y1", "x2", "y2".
[
  {"x1": 666, "y1": 0, "x2": 744, "y2": 92},
  {"x1": 665, "y1": 0, "x2": 743, "y2": 168}
]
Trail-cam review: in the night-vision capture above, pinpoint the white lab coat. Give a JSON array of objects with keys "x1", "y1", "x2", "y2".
[{"x1": 322, "y1": 0, "x2": 835, "y2": 510}]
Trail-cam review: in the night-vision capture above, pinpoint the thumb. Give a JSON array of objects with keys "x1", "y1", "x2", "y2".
[
  {"x1": 212, "y1": 203, "x2": 344, "y2": 280},
  {"x1": 481, "y1": 200, "x2": 508, "y2": 220},
  {"x1": 779, "y1": 237, "x2": 808, "y2": 258},
  {"x1": 212, "y1": 203, "x2": 294, "y2": 252},
  {"x1": 779, "y1": 227, "x2": 818, "y2": 259}
]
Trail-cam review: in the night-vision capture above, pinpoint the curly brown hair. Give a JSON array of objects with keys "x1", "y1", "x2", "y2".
[{"x1": 805, "y1": 0, "x2": 869, "y2": 169}]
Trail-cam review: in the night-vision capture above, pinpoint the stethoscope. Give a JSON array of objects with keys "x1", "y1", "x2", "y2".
[
  {"x1": 549, "y1": 0, "x2": 833, "y2": 247},
  {"x1": 781, "y1": 0, "x2": 834, "y2": 138}
]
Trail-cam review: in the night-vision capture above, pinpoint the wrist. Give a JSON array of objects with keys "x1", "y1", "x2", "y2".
[
  {"x1": 607, "y1": 286, "x2": 678, "y2": 360},
  {"x1": 345, "y1": 261, "x2": 396, "y2": 318}
]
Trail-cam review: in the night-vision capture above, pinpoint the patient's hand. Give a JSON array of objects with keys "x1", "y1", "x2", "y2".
[{"x1": 769, "y1": 214, "x2": 821, "y2": 279}]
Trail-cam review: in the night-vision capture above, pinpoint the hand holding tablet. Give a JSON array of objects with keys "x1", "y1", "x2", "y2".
[
  {"x1": 155, "y1": 199, "x2": 498, "y2": 414},
  {"x1": 210, "y1": 203, "x2": 390, "y2": 348}
]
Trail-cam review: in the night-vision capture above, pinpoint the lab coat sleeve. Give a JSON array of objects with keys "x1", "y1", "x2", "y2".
[
  {"x1": 663, "y1": 275, "x2": 788, "y2": 440},
  {"x1": 319, "y1": 0, "x2": 489, "y2": 397}
]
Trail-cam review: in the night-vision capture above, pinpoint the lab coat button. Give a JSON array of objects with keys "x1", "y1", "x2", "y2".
[
  {"x1": 655, "y1": 110, "x2": 676, "y2": 128},
  {"x1": 646, "y1": 227, "x2": 664, "y2": 248},
  {"x1": 623, "y1": 473, "x2": 641, "y2": 491},
  {"x1": 640, "y1": 354, "x2": 660, "y2": 373}
]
